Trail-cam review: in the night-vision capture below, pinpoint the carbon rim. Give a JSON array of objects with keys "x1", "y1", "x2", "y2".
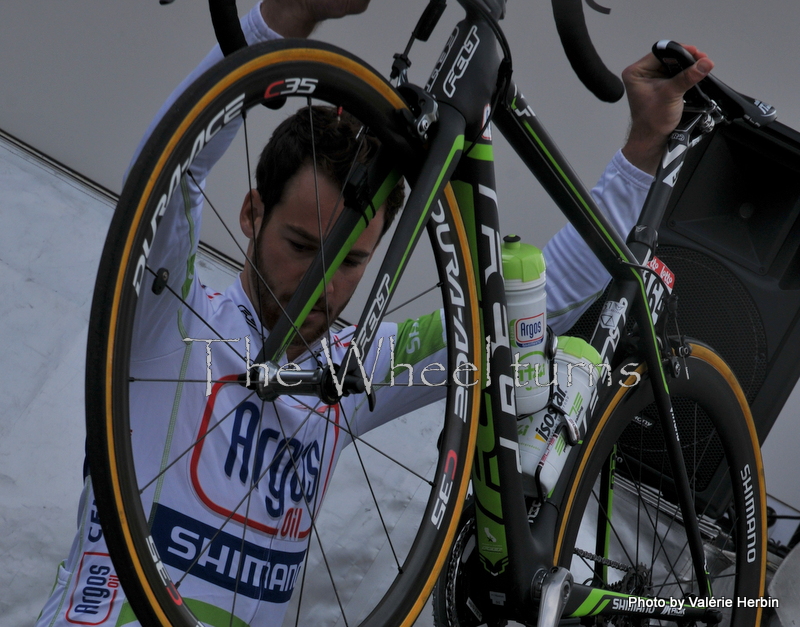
[
  {"x1": 555, "y1": 346, "x2": 766, "y2": 625},
  {"x1": 86, "y1": 40, "x2": 481, "y2": 627}
]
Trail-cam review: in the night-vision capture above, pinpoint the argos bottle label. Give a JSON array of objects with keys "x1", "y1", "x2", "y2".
[{"x1": 514, "y1": 313, "x2": 544, "y2": 348}]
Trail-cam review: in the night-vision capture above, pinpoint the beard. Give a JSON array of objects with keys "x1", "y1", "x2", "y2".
[{"x1": 247, "y1": 263, "x2": 342, "y2": 357}]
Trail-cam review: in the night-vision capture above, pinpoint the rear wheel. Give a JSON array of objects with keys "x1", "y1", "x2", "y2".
[
  {"x1": 87, "y1": 39, "x2": 480, "y2": 627},
  {"x1": 555, "y1": 343, "x2": 767, "y2": 625}
]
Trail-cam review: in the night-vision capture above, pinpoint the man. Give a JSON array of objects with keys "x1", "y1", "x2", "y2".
[
  {"x1": 35, "y1": 1, "x2": 713, "y2": 625},
  {"x1": 240, "y1": 105, "x2": 405, "y2": 359}
]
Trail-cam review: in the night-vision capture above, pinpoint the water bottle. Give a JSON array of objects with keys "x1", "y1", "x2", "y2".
[
  {"x1": 517, "y1": 336, "x2": 602, "y2": 497},
  {"x1": 502, "y1": 235, "x2": 549, "y2": 415}
]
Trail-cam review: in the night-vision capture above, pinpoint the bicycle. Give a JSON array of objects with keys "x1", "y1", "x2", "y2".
[{"x1": 85, "y1": 0, "x2": 769, "y2": 625}]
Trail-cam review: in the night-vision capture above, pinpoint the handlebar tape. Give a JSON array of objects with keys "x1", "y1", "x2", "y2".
[
  {"x1": 209, "y1": 0, "x2": 247, "y2": 57},
  {"x1": 551, "y1": 0, "x2": 624, "y2": 103}
]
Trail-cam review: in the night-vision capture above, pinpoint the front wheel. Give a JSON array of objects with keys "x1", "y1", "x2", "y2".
[
  {"x1": 555, "y1": 342, "x2": 767, "y2": 625},
  {"x1": 86, "y1": 39, "x2": 481, "y2": 627}
]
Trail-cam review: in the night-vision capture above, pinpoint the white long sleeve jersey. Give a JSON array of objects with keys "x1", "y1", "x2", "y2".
[{"x1": 35, "y1": 3, "x2": 652, "y2": 627}]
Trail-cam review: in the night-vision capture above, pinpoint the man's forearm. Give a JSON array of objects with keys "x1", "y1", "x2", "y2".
[{"x1": 621, "y1": 133, "x2": 666, "y2": 176}]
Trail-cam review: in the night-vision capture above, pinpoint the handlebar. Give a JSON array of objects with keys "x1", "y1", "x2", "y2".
[
  {"x1": 203, "y1": 0, "x2": 623, "y2": 104},
  {"x1": 208, "y1": 0, "x2": 247, "y2": 57},
  {"x1": 551, "y1": 0, "x2": 624, "y2": 103},
  {"x1": 652, "y1": 40, "x2": 777, "y2": 128}
]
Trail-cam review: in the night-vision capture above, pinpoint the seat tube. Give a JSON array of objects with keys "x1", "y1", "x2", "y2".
[
  {"x1": 427, "y1": 12, "x2": 571, "y2": 617},
  {"x1": 450, "y1": 129, "x2": 545, "y2": 620}
]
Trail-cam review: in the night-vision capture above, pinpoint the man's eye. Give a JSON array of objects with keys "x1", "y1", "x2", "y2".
[
  {"x1": 289, "y1": 240, "x2": 312, "y2": 253},
  {"x1": 342, "y1": 257, "x2": 362, "y2": 268}
]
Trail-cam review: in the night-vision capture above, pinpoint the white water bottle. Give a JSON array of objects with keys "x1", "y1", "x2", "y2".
[
  {"x1": 517, "y1": 336, "x2": 602, "y2": 497},
  {"x1": 502, "y1": 235, "x2": 549, "y2": 415}
]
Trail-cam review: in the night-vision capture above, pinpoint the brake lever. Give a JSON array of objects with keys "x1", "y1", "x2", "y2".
[
  {"x1": 652, "y1": 40, "x2": 713, "y2": 110},
  {"x1": 652, "y1": 40, "x2": 698, "y2": 77},
  {"x1": 653, "y1": 40, "x2": 777, "y2": 128}
]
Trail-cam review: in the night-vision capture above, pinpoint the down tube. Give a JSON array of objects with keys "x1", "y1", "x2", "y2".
[
  {"x1": 492, "y1": 88, "x2": 676, "y2": 408},
  {"x1": 492, "y1": 85, "x2": 670, "y2": 397},
  {"x1": 450, "y1": 137, "x2": 545, "y2": 620}
]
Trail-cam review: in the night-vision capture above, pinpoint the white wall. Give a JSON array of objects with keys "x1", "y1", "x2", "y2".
[
  {"x1": 0, "y1": 135, "x2": 109, "y2": 626},
  {"x1": 0, "y1": 135, "x2": 247, "y2": 624}
]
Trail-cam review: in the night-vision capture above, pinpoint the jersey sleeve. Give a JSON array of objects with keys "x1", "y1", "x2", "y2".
[
  {"x1": 130, "y1": 3, "x2": 281, "y2": 360},
  {"x1": 345, "y1": 311, "x2": 452, "y2": 437},
  {"x1": 129, "y1": 3, "x2": 280, "y2": 171},
  {"x1": 340, "y1": 151, "x2": 652, "y2": 434},
  {"x1": 544, "y1": 150, "x2": 654, "y2": 334}
]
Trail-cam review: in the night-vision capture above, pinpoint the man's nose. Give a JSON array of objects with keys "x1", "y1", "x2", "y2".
[{"x1": 324, "y1": 277, "x2": 336, "y2": 301}]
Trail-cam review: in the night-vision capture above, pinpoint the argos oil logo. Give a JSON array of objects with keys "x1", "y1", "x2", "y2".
[
  {"x1": 190, "y1": 377, "x2": 340, "y2": 538},
  {"x1": 66, "y1": 554, "x2": 120, "y2": 625}
]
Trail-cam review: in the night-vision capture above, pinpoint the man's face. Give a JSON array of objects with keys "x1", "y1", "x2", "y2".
[{"x1": 240, "y1": 163, "x2": 385, "y2": 358}]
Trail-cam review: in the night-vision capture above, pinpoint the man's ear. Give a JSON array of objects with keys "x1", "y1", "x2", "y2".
[{"x1": 240, "y1": 189, "x2": 265, "y2": 239}]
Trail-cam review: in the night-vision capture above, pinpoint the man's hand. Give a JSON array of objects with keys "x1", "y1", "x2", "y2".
[
  {"x1": 621, "y1": 44, "x2": 714, "y2": 175},
  {"x1": 261, "y1": 0, "x2": 371, "y2": 38}
]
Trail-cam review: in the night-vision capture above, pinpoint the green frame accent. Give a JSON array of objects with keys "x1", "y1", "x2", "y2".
[
  {"x1": 391, "y1": 136, "x2": 465, "y2": 292},
  {"x1": 510, "y1": 104, "x2": 670, "y2": 393},
  {"x1": 271, "y1": 169, "x2": 400, "y2": 357}
]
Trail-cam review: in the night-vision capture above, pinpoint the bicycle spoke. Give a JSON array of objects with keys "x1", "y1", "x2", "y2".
[
  {"x1": 384, "y1": 282, "x2": 443, "y2": 316},
  {"x1": 241, "y1": 112, "x2": 268, "y2": 357},
  {"x1": 644, "y1": 408, "x2": 723, "y2": 596},
  {"x1": 283, "y1": 393, "x2": 436, "y2": 484},
  {"x1": 228, "y1": 399, "x2": 265, "y2": 627},
  {"x1": 269, "y1": 400, "x2": 352, "y2": 627},
  {"x1": 627, "y1": 442, "x2": 689, "y2": 594},
  {"x1": 144, "y1": 263, "x2": 247, "y2": 362},
  {"x1": 91, "y1": 49, "x2": 480, "y2": 627},
  {"x1": 339, "y1": 403, "x2": 402, "y2": 571},
  {"x1": 307, "y1": 101, "x2": 333, "y2": 358},
  {"x1": 169, "y1": 401, "x2": 324, "y2": 588},
  {"x1": 588, "y1": 481, "x2": 640, "y2": 577},
  {"x1": 291, "y1": 402, "x2": 331, "y2": 627},
  {"x1": 657, "y1": 412, "x2": 736, "y2": 592},
  {"x1": 579, "y1": 390, "x2": 748, "y2": 613},
  {"x1": 137, "y1": 388, "x2": 257, "y2": 494}
]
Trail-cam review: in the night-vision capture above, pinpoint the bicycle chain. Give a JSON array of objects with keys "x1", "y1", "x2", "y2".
[
  {"x1": 441, "y1": 528, "x2": 636, "y2": 626},
  {"x1": 573, "y1": 547, "x2": 634, "y2": 574},
  {"x1": 441, "y1": 517, "x2": 477, "y2": 627}
]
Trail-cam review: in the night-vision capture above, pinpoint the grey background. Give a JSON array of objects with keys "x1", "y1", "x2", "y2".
[
  {"x1": 2, "y1": 0, "x2": 800, "y2": 622},
  {"x1": 6, "y1": 0, "x2": 798, "y2": 498},
  {"x1": 3, "y1": 0, "x2": 799, "y2": 252}
]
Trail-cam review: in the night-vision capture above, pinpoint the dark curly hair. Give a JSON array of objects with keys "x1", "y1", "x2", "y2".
[{"x1": 255, "y1": 106, "x2": 404, "y2": 237}]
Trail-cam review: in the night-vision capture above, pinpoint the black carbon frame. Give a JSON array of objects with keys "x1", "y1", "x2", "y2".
[
  {"x1": 218, "y1": 6, "x2": 717, "y2": 622},
  {"x1": 418, "y1": 8, "x2": 716, "y2": 618}
]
